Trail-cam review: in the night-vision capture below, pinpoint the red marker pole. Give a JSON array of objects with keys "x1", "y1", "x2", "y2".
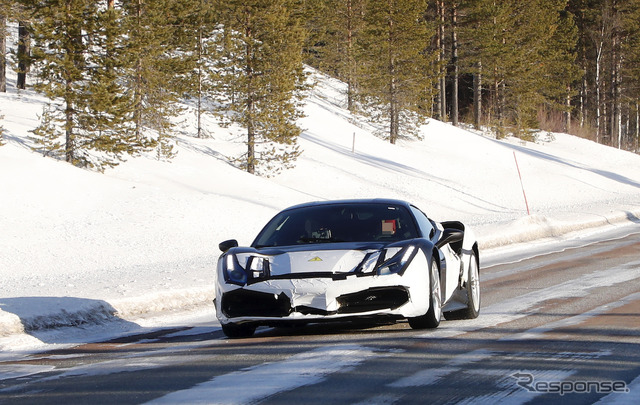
[{"x1": 513, "y1": 151, "x2": 531, "y2": 215}]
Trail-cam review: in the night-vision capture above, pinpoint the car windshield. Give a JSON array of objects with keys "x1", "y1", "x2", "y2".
[{"x1": 253, "y1": 203, "x2": 419, "y2": 247}]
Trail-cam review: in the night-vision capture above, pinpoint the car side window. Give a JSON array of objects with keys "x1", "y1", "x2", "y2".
[{"x1": 410, "y1": 206, "x2": 435, "y2": 239}]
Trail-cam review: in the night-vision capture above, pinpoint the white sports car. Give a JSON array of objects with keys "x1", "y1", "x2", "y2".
[{"x1": 215, "y1": 199, "x2": 480, "y2": 338}]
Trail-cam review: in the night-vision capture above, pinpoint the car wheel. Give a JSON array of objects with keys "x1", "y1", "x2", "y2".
[
  {"x1": 445, "y1": 251, "x2": 480, "y2": 320},
  {"x1": 221, "y1": 322, "x2": 256, "y2": 338},
  {"x1": 408, "y1": 259, "x2": 441, "y2": 329}
]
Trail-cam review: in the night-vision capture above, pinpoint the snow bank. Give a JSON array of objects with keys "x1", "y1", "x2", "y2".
[{"x1": 1, "y1": 68, "x2": 639, "y2": 344}]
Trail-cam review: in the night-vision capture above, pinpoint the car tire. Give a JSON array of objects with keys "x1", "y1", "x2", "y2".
[
  {"x1": 444, "y1": 251, "x2": 480, "y2": 320},
  {"x1": 221, "y1": 322, "x2": 256, "y2": 338},
  {"x1": 408, "y1": 259, "x2": 441, "y2": 329}
]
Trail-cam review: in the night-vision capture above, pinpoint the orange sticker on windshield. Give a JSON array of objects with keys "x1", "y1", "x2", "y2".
[{"x1": 382, "y1": 220, "x2": 396, "y2": 235}]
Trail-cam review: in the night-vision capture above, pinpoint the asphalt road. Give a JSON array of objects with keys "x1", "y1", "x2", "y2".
[{"x1": 2, "y1": 231, "x2": 640, "y2": 405}]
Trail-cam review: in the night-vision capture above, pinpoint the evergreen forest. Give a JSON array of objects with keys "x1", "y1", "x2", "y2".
[{"x1": 0, "y1": 0, "x2": 639, "y2": 174}]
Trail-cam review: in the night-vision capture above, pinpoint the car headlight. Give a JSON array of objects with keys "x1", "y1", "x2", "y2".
[
  {"x1": 377, "y1": 245, "x2": 417, "y2": 275},
  {"x1": 223, "y1": 254, "x2": 248, "y2": 285},
  {"x1": 247, "y1": 256, "x2": 270, "y2": 279},
  {"x1": 222, "y1": 254, "x2": 270, "y2": 286},
  {"x1": 360, "y1": 245, "x2": 417, "y2": 276}
]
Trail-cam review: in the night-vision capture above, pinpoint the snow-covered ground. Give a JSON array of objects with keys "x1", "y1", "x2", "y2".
[{"x1": 1, "y1": 66, "x2": 640, "y2": 352}]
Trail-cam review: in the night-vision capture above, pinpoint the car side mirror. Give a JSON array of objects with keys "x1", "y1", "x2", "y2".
[
  {"x1": 435, "y1": 229, "x2": 464, "y2": 249},
  {"x1": 219, "y1": 239, "x2": 238, "y2": 252}
]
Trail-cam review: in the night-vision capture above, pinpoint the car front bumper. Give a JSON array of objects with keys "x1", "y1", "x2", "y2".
[{"x1": 215, "y1": 257, "x2": 430, "y2": 325}]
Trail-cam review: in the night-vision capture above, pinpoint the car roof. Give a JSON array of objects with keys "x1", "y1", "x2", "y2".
[{"x1": 280, "y1": 199, "x2": 414, "y2": 212}]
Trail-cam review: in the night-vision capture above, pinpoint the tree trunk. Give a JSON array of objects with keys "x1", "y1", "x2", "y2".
[
  {"x1": 246, "y1": 48, "x2": 255, "y2": 174},
  {"x1": 106, "y1": 0, "x2": 115, "y2": 67},
  {"x1": 439, "y1": 0, "x2": 446, "y2": 121},
  {"x1": 17, "y1": 22, "x2": 30, "y2": 90},
  {"x1": 388, "y1": 2, "x2": 397, "y2": 144},
  {"x1": 246, "y1": 89, "x2": 255, "y2": 173},
  {"x1": 434, "y1": 57, "x2": 441, "y2": 119},
  {"x1": 390, "y1": 87, "x2": 398, "y2": 144},
  {"x1": 0, "y1": 15, "x2": 6, "y2": 93},
  {"x1": 197, "y1": 30, "x2": 203, "y2": 138},
  {"x1": 346, "y1": 0, "x2": 355, "y2": 112},
  {"x1": 636, "y1": 101, "x2": 640, "y2": 153},
  {"x1": 64, "y1": 0, "x2": 82, "y2": 163},
  {"x1": 614, "y1": 35, "x2": 622, "y2": 149},
  {"x1": 624, "y1": 103, "x2": 629, "y2": 149},
  {"x1": 500, "y1": 80, "x2": 506, "y2": 127},
  {"x1": 565, "y1": 85, "x2": 571, "y2": 133},
  {"x1": 580, "y1": 51, "x2": 587, "y2": 129},
  {"x1": 473, "y1": 61, "x2": 482, "y2": 129},
  {"x1": 611, "y1": 32, "x2": 618, "y2": 148},
  {"x1": 245, "y1": 19, "x2": 255, "y2": 174},
  {"x1": 65, "y1": 81, "x2": 74, "y2": 163},
  {"x1": 595, "y1": 37, "x2": 602, "y2": 143},
  {"x1": 134, "y1": 0, "x2": 144, "y2": 140},
  {"x1": 434, "y1": 1, "x2": 442, "y2": 120},
  {"x1": 494, "y1": 73, "x2": 500, "y2": 123},
  {"x1": 247, "y1": 119, "x2": 255, "y2": 174},
  {"x1": 196, "y1": 0, "x2": 204, "y2": 138},
  {"x1": 451, "y1": 2, "x2": 458, "y2": 127}
]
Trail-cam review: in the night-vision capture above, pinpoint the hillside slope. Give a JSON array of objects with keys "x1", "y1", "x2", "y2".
[{"x1": 1, "y1": 68, "x2": 639, "y2": 342}]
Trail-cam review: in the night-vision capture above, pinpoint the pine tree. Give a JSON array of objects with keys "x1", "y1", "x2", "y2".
[
  {"x1": 30, "y1": 103, "x2": 64, "y2": 156},
  {"x1": 1, "y1": 0, "x2": 17, "y2": 144},
  {"x1": 171, "y1": 0, "x2": 218, "y2": 138},
  {"x1": 30, "y1": 0, "x2": 93, "y2": 165},
  {"x1": 0, "y1": 9, "x2": 6, "y2": 93},
  {"x1": 455, "y1": 0, "x2": 484, "y2": 128},
  {"x1": 568, "y1": 0, "x2": 640, "y2": 149},
  {"x1": 451, "y1": 0, "x2": 459, "y2": 126},
  {"x1": 29, "y1": 0, "x2": 170, "y2": 169},
  {"x1": 462, "y1": 0, "x2": 578, "y2": 138},
  {"x1": 621, "y1": 0, "x2": 640, "y2": 97},
  {"x1": 568, "y1": 0, "x2": 594, "y2": 131},
  {"x1": 213, "y1": 0, "x2": 307, "y2": 175},
  {"x1": 357, "y1": 0, "x2": 434, "y2": 144},
  {"x1": 511, "y1": 0, "x2": 579, "y2": 136},
  {"x1": 569, "y1": 0, "x2": 613, "y2": 143},
  {"x1": 77, "y1": 3, "x2": 140, "y2": 167},
  {"x1": 302, "y1": 0, "x2": 365, "y2": 112},
  {"x1": 538, "y1": 7, "x2": 581, "y2": 132},
  {"x1": 435, "y1": 0, "x2": 446, "y2": 121},
  {"x1": 618, "y1": 0, "x2": 640, "y2": 150},
  {"x1": 120, "y1": 0, "x2": 193, "y2": 160}
]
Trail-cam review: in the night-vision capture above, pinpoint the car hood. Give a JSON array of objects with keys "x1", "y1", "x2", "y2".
[{"x1": 236, "y1": 243, "x2": 387, "y2": 275}]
